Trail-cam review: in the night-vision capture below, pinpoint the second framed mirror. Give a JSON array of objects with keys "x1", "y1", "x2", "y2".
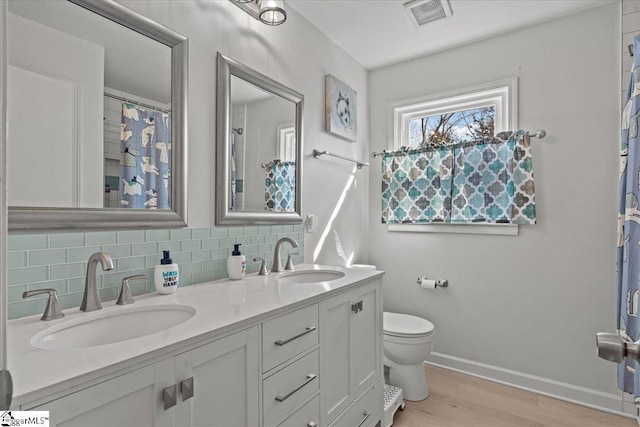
[{"x1": 216, "y1": 53, "x2": 303, "y2": 225}]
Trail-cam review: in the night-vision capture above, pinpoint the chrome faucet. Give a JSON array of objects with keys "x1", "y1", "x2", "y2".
[
  {"x1": 271, "y1": 237, "x2": 298, "y2": 273},
  {"x1": 80, "y1": 252, "x2": 114, "y2": 312}
]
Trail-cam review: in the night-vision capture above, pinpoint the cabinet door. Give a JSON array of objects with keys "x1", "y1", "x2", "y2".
[
  {"x1": 175, "y1": 326, "x2": 260, "y2": 427},
  {"x1": 320, "y1": 279, "x2": 383, "y2": 426},
  {"x1": 320, "y1": 290, "x2": 353, "y2": 424},
  {"x1": 350, "y1": 281, "x2": 381, "y2": 398},
  {"x1": 31, "y1": 363, "x2": 173, "y2": 427}
]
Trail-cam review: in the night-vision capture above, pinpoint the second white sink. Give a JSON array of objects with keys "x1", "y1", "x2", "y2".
[
  {"x1": 277, "y1": 270, "x2": 345, "y2": 284},
  {"x1": 31, "y1": 304, "x2": 196, "y2": 349}
]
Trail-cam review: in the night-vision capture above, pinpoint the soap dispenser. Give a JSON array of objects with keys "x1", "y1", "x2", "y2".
[
  {"x1": 154, "y1": 250, "x2": 179, "y2": 294},
  {"x1": 227, "y1": 244, "x2": 246, "y2": 280}
]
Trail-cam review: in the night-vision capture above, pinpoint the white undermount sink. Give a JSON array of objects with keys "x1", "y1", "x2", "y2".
[
  {"x1": 31, "y1": 304, "x2": 196, "y2": 349},
  {"x1": 277, "y1": 270, "x2": 345, "y2": 284}
]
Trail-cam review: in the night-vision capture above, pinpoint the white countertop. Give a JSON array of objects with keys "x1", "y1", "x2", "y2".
[{"x1": 7, "y1": 264, "x2": 383, "y2": 407}]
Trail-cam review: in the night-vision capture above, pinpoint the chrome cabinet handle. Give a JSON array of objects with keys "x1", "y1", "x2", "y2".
[
  {"x1": 307, "y1": 422, "x2": 317, "y2": 427},
  {"x1": 275, "y1": 373, "x2": 316, "y2": 402},
  {"x1": 274, "y1": 326, "x2": 316, "y2": 346},
  {"x1": 351, "y1": 300, "x2": 363, "y2": 314},
  {"x1": 181, "y1": 377, "x2": 194, "y2": 401},
  {"x1": 22, "y1": 288, "x2": 64, "y2": 321},
  {"x1": 163, "y1": 384, "x2": 177, "y2": 410},
  {"x1": 357, "y1": 410, "x2": 371, "y2": 427}
]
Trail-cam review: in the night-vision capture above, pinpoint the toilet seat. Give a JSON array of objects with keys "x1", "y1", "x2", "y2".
[{"x1": 383, "y1": 312, "x2": 435, "y2": 338}]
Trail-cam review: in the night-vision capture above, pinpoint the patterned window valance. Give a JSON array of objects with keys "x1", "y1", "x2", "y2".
[{"x1": 381, "y1": 130, "x2": 536, "y2": 225}]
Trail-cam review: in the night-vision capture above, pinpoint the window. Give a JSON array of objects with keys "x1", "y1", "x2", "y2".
[
  {"x1": 393, "y1": 77, "x2": 517, "y2": 150},
  {"x1": 388, "y1": 78, "x2": 520, "y2": 235}
]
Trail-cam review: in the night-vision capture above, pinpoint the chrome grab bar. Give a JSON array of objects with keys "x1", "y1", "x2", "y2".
[
  {"x1": 274, "y1": 326, "x2": 316, "y2": 346},
  {"x1": 275, "y1": 373, "x2": 316, "y2": 402}
]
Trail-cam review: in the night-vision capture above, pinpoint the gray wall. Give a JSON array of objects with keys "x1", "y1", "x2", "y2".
[
  {"x1": 120, "y1": 0, "x2": 371, "y2": 266},
  {"x1": 369, "y1": 3, "x2": 622, "y2": 412}
]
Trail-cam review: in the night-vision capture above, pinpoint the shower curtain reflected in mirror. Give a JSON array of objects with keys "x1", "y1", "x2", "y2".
[
  {"x1": 230, "y1": 128, "x2": 243, "y2": 211},
  {"x1": 119, "y1": 103, "x2": 171, "y2": 209}
]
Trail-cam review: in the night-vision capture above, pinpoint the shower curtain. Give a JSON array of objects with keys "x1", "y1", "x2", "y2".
[
  {"x1": 119, "y1": 103, "x2": 171, "y2": 209},
  {"x1": 230, "y1": 131, "x2": 237, "y2": 211},
  {"x1": 618, "y1": 34, "x2": 640, "y2": 401}
]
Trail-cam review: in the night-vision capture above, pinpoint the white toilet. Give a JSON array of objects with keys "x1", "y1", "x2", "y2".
[{"x1": 383, "y1": 311, "x2": 435, "y2": 401}]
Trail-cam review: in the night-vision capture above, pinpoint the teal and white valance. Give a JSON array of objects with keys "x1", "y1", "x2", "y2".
[{"x1": 381, "y1": 130, "x2": 536, "y2": 225}]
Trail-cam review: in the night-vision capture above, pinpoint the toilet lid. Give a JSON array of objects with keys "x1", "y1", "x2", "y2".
[{"x1": 383, "y1": 312, "x2": 434, "y2": 337}]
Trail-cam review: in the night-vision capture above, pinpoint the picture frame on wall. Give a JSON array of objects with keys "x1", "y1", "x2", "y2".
[{"x1": 325, "y1": 74, "x2": 357, "y2": 142}]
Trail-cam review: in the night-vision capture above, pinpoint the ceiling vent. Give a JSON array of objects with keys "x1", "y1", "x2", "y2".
[{"x1": 404, "y1": 0, "x2": 453, "y2": 28}]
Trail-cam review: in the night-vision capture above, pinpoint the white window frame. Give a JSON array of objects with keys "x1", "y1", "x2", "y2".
[{"x1": 388, "y1": 77, "x2": 519, "y2": 236}]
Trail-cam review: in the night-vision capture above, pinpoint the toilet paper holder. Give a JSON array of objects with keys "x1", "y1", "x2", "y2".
[{"x1": 416, "y1": 277, "x2": 448, "y2": 288}]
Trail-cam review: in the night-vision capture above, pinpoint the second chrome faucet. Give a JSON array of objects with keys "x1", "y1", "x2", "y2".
[{"x1": 271, "y1": 237, "x2": 298, "y2": 273}]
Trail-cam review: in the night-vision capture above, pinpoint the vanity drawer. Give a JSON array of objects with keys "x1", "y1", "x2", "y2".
[
  {"x1": 263, "y1": 304, "x2": 319, "y2": 372},
  {"x1": 264, "y1": 350, "x2": 320, "y2": 427},
  {"x1": 329, "y1": 379, "x2": 382, "y2": 427},
  {"x1": 278, "y1": 395, "x2": 320, "y2": 427}
]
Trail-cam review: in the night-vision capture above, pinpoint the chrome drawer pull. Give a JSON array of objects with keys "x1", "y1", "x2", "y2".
[
  {"x1": 274, "y1": 326, "x2": 316, "y2": 346},
  {"x1": 357, "y1": 410, "x2": 371, "y2": 427},
  {"x1": 275, "y1": 373, "x2": 317, "y2": 402}
]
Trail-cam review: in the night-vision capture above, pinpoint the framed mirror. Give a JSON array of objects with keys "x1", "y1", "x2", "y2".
[
  {"x1": 7, "y1": 0, "x2": 187, "y2": 232},
  {"x1": 216, "y1": 53, "x2": 303, "y2": 225}
]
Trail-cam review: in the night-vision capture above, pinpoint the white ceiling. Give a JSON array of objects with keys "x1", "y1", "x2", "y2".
[{"x1": 287, "y1": 0, "x2": 614, "y2": 70}]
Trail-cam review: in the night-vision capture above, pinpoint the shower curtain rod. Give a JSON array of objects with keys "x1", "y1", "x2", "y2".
[
  {"x1": 104, "y1": 92, "x2": 171, "y2": 114},
  {"x1": 370, "y1": 129, "x2": 547, "y2": 159}
]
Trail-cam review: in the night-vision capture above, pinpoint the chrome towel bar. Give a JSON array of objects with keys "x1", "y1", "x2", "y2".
[{"x1": 312, "y1": 149, "x2": 369, "y2": 169}]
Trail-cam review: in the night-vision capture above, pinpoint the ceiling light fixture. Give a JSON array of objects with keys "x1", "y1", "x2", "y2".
[
  {"x1": 259, "y1": 0, "x2": 286, "y2": 26},
  {"x1": 229, "y1": 0, "x2": 287, "y2": 26}
]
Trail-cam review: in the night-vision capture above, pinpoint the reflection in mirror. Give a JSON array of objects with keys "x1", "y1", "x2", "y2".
[
  {"x1": 230, "y1": 76, "x2": 296, "y2": 212},
  {"x1": 216, "y1": 53, "x2": 303, "y2": 225},
  {"x1": 7, "y1": 0, "x2": 171, "y2": 209},
  {"x1": 7, "y1": 0, "x2": 188, "y2": 231}
]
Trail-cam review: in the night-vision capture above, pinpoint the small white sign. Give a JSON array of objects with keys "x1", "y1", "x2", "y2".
[{"x1": 0, "y1": 411, "x2": 50, "y2": 426}]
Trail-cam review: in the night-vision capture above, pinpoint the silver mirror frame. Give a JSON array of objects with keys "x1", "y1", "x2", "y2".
[
  {"x1": 8, "y1": 0, "x2": 188, "y2": 232},
  {"x1": 216, "y1": 53, "x2": 303, "y2": 225}
]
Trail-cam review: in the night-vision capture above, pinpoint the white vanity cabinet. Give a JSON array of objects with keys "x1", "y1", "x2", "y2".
[
  {"x1": 16, "y1": 269, "x2": 383, "y2": 427},
  {"x1": 29, "y1": 327, "x2": 260, "y2": 427},
  {"x1": 320, "y1": 280, "x2": 382, "y2": 427}
]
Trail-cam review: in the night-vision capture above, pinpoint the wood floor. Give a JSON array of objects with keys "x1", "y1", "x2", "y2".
[{"x1": 391, "y1": 365, "x2": 637, "y2": 427}]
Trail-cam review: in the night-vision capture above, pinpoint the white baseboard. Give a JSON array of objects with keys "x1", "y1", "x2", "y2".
[{"x1": 427, "y1": 351, "x2": 634, "y2": 419}]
